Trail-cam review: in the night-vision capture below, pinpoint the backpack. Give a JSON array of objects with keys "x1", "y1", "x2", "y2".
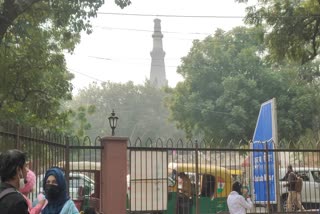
[{"x1": 0, "y1": 188, "x2": 16, "y2": 201}]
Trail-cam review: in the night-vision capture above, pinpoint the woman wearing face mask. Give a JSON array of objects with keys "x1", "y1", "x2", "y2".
[
  {"x1": 41, "y1": 167, "x2": 79, "y2": 214},
  {"x1": 20, "y1": 168, "x2": 46, "y2": 214}
]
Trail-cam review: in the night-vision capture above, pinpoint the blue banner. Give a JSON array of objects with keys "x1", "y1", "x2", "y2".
[{"x1": 252, "y1": 100, "x2": 277, "y2": 203}]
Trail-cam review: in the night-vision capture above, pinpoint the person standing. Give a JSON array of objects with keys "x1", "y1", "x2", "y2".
[
  {"x1": 0, "y1": 149, "x2": 29, "y2": 214},
  {"x1": 294, "y1": 174, "x2": 306, "y2": 211},
  {"x1": 41, "y1": 167, "x2": 79, "y2": 214},
  {"x1": 19, "y1": 169, "x2": 46, "y2": 214},
  {"x1": 227, "y1": 181, "x2": 253, "y2": 214},
  {"x1": 283, "y1": 165, "x2": 298, "y2": 212},
  {"x1": 176, "y1": 172, "x2": 192, "y2": 214}
]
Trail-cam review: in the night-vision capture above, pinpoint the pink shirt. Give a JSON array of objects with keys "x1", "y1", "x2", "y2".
[{"x1": 22, "y1": 195, "x2": 44, "y2": 214}]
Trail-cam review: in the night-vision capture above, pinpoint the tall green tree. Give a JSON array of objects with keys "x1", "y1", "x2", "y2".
[
  {"x1": 0, "y1": 0, "x2": 131, "y2": 43},
  {"x1": 167, "y1": 26, "x2": 320, "y2": 143},
  {"x1": 0, "y1": 25, "x2": 74, "y2": 127},
  {"x1": 67, "y1": 81, "x2": 185, "y2": 142},
  {"x1": 237, "y1": 0, "x2": 320, "y2": 65},
  {"x1": 0, "y1": 9, "x2": 74, "y2": 127},
  {"x1": 0, "y1": 0, "x2": 131, "y2": 128}
]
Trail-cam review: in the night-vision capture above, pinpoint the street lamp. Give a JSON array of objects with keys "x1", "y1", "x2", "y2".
[{"x1": 108, "y1": 109, "x2": 118, "y2": 136}]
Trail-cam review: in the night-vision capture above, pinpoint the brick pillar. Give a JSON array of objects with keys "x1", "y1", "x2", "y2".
[{"x1": 100, "y1": 136, "x2": 128, "y2": 214}]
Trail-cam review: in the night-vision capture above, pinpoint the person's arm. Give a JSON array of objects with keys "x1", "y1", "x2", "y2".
[
  {"x1": 280, "y1": 172, "x2": 288, "y2": 181},
  {"x1": 239, "y1": 195, "x2": 253, "y2": 209},
  {"x1": 69, "y1": 201, "x2": 80, "y2": 214},
  {"x1": 30, "y1": 199, "x2": 46, "y2": 214},
  {"x1": 61, "y1": 199, "x2": 80, "y2": 214}
]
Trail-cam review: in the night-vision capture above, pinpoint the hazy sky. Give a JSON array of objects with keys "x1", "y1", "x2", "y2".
[{"x1": 66, "y1": 0, "x2": 252, "y2": 94}]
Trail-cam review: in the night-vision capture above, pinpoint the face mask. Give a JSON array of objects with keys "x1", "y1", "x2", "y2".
[
  {"x1": 19, "y1": 178, "x2": 25, "y2": 189},
  {"x1": 18, "y1": 169, "x2": 25, "y2": 189},
  {"x1": 45, "y1": 184, "x2": 61, "y2": 201}
]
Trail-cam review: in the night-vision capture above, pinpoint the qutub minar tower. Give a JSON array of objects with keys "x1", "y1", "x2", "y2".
[{"x1": 150, "y1": 18, "x2": 168, "y2": 88}]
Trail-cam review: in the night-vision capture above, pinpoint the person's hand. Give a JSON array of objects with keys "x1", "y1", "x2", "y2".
[{"x1": 38, "y1": 198, "x2": 46, "y2": 206}]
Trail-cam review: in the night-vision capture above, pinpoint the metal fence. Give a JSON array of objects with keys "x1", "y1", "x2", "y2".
[
  {"x1": 127, "y1": 138, "x2": 320, "y2": 214},
  {"x1": 1, "y1": 121, "x2": 320, "y2": 214},
  {"x1": 0, "y1": 121, "x2": 102, "y2": 212}
]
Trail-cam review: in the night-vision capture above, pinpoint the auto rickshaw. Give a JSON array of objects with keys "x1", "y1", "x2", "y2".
[{"x1": 167, "y1": 162, "x2": 233, "y2": 214}]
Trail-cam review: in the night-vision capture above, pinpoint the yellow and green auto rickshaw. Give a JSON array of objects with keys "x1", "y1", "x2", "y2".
[{"x1": 167, "y1": 163, "x2": 233, "y2": 214}]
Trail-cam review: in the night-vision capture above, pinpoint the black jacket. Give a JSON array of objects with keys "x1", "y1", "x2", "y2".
[
  {"x1": 287, "y1": 172, "x2": 297, "y2": 191},
  {"x1": 0, "y1": 182, "x2": 29, "y2": 214}
]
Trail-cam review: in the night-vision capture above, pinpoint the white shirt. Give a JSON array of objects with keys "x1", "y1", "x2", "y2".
[{"x1": 227, "y1": 191, "x2": 253, "y2": 214}]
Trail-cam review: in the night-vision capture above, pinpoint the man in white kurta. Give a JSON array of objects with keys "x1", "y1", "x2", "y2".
[{"x1": 227, "y1": 181, "x2": 253, "y2": 214}]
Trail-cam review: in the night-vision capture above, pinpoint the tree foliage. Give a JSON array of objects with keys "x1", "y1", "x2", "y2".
[
  {"x1": 0, "y1": 27, "x2": 74, "y2": 127},
  {"x1": 236, "y1": 0, "x2": 320, "y2": 64},
  {"x1": 0, "y1": 0, "x2": 130, "y2": 43},
  {"x1": 62, "y1": 105, "x2": 96, "y2": 137},
  {"x1": 67, "y1": 81, "x2": 186, "y2": 142},
  {"x1": 167, "y1": 26, "x2": 320, "y2": 143},
  {"x1": 0, "y1": 0, "x2": 130, "y2": 129}
]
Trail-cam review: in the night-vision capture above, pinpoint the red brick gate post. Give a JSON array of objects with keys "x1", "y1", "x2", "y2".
[{"x1": 100, "y1": 136, "x2": 128, "y2": 214}]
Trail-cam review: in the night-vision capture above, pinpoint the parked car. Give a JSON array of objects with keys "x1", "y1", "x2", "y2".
[{"x1": 278, "y1": 167, "x2": 320, "y2": 211}]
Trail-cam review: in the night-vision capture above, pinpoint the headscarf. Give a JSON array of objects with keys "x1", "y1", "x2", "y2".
[
  {"x1": 20, "y1": 169, "x2": 36, "y2": 194},
  {"x1": 42, "y1": 167, "x2": 69, "y2": 214}
]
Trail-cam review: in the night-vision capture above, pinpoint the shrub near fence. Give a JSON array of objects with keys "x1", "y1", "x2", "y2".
[{"x1": 0, "y1": 121, "x2": 102, "y2": 212}]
